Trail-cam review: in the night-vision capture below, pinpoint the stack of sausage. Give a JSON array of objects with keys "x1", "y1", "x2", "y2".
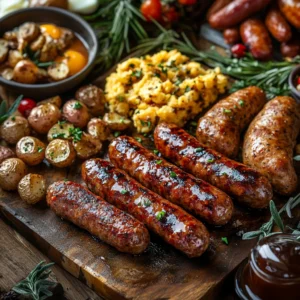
[
  {"x1": 207, "y1": 0, "x2": 300, "y2": 60},
  {"x1": 47, "y1": 86, "x2": 300, "y2": 258}
]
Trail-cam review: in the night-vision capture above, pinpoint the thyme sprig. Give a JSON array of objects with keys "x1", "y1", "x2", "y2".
[
  {"x1": 242, "y1": 194, "x2": 300, "y2": 240},
  {"x1": 0, "y1": 95, "x2": 23, "y2": 124},
  {"x1": 12, "y1": 261, "x2": 56, "y2": 300}
]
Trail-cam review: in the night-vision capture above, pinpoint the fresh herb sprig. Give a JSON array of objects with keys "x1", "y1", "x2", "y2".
[
  {"x1": 0, "y1": 95, "x2": 23, "y2": 124},
  {"x1": 12, "y1": 261, "x2": 56, "y2": 300},
  {"x1": 243, "y1": 194, "x2": 300, "y2": 240}
]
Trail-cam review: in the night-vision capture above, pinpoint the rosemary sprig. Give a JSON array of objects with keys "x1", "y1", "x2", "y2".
[
  {"x1": 0, "y1": 95, "x2": 23, "y2": 124},
  {"x1": 12, "y1": 261, "x2": 56, "y2": 300},
  {"x1": 242, "y1": 194, "x2": 300, "y2": 240}
]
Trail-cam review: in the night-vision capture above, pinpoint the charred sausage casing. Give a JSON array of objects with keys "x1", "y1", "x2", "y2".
[
  {"x1": 109, "y1": 136, "x2": 233, "y2": 225},
  {"x1": 208, "y1": 0, "x2": 272, "y2": 30},
  {"x1": 196, "y1": 87, "x2": 267, "y2": 158},
  {"x1": 278, "y1": 0, "x2": 300, "y2": 29},
  {"x1": 47, "y1": 181, "x2": 150, "y2": 254},
  {"x1": 154, "y1": 123, "x2": 273, "y2": 209},
  {"x1": 240, "y1": 18, "x2": 273, "y2": 61},
  {"x1": 243, "y1": 96, "x2": 300, "y2": 196},
  {"x1": 82, "y1": 159, "x2": 210, "y2": 258}
]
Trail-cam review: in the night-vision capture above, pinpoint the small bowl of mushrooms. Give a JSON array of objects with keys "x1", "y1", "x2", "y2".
[{"x1": 0, "y1": 7, "x2": 98, "y2": 99}]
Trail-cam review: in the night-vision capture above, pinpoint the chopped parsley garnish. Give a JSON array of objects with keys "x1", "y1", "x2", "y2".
[
  {"x1": 142, "y1": 198, "x2": 151, "y2": 207},
  {"x1": 195, "y1": 147, "x2": 203, "y2": 153},
  {"x1": 52, "y1": 133, "x2": 65, "y2": 139},
  {"x1": 120, "y1": 189, "x2": 127, "y2": 195},
  {"x1": 117, "y1": 95, "x2": 125, "y2": 102},
  {"x1": 58, "y1": 120, "x2": 66, "y2": 128},
  {"x1": 156, "y1": 211, "x2": 166, "y2": 221},
  {"x1": 23, "y1": 147, "x2": 28, "y2": 152},
  {"x1": 114, "y1": 131, "x2": 121, "y2": 137},
  {"x1": 11, "y1": 116, "x2": 16, "y2": 121},
  {"x1": 223, "y1": 108, "x2": 232, "y2": 114},
  {"x1": 131, "y1": 69, "x2": 142, "y2": 78},
  {"x1": 221, "y1": 172, "x2": 228, "y2": 176},
  {"x1": 120, "y1": 118, "x2": 125, "y2": 124},
  {"x1": 37, "y1": 146, "x2": 44, "y2": 153},
  {"x1": 221, "y1": 237, "x2": 229, "y2": 245},
  {"x1": 207, "y1": 158, "x2": 214, "y2": 163},
  {"x1": 73, "y1": 101, "x2": 82, "y2": 110},
  {"x1": 49, "y1": 151, "x2": 54, "y2": 159},
  {"x1": 63, "y1": 178, "x2": 68, "y2": 182},
  {"x1": 170, "y1": 171, "x2": 177, "y2": 178},
  {"x1": 174, "y1": 78, "x2": 182, "y2": 86},
  {"x1": 153, "y1": 149, "x2": 159, "y2": 155},
  {"x1": 239, "y1": 100, "x2": 245, "y2": 107},
  {"x1": 185, "y1": 86, "x2": 192, "y2": 93},
  {"x1": 69, "y1": 127, "x2": 83, "y2": 142},
  {"x1": 135, "y1": 137, "x2": 142, "y2": 143},
  {"x1": 158, "y1": 63, "x2": 167, "y2": 74},
  {"x1": 156, "y1": 160, "x2": 162, "y2": 164}
]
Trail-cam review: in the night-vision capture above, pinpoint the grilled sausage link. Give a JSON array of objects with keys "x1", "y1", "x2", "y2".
[
  {"x1": 265, "y1": 5, "x2": 292, "y2": 43},
  {"x1": 82, "y1": 159, "x2": 210, "y2": 258},
  {"x1": 47, "y1": 181, "x2": 150, "y2": 254},
  {"x1": 109, "y1": 136, "x2": 233, "y2": 225},
  {"x1": 207, "y1": 0, "x2": 233, "y2": 19},
  {"x1": 278, "y1": 0, "x2": 300, "y2": 29},
  {"x1": 196, "y1": 87, "x2": 267, "y2": 158},
  {"x1": 240, "y1": 18, "x2": 273, "y2": 60},
  {"x1": 208, "y1": 0, "x2": 272, "y2": 29},
  {"x1": 154, "y1": 123, "x2": 273, "y2": 209},
  {"x1": 243, "y1": 96, "x2": 300, "y2": 196},
  {"x1": 281, "y1": 38, "x2": 300, "y2": 58},
  {"x1": 223, "y1": 27, "x2": 240, "y2": 44}
]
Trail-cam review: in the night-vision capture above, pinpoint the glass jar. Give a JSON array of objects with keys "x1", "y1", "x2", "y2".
[{"x1": 235, "y1": 233, "x2": 300, "y2": 300}]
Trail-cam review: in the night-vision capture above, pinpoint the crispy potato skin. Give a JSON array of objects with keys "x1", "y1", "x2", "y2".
[
  {"x1": 0, "y1": 116, "x2": 30, "y2": 145},
  {"x1": 0, "y1": 158, "x2": 27, "y2": 191},
  {"x1": 0, "y1": 146, "x2": 15, "y2": 164},
  {"x1": 87, "y1": 118, "x2": 111, "y2": 142},
  {"x1": 13, "y1": 60, "x2": 38, "y2": 84},
  {"x1": 243, "y1": 96, "x2": 300, "y2": 196},
  {"x1": 62, "y1": 100, "x2": 90, "y2": 128},
  {"x1": 28, "y1": 103, "x2": 61, "y2": 134},
  {"x1": 73, "y1": 133, "x2": 102, "y2": 160}
]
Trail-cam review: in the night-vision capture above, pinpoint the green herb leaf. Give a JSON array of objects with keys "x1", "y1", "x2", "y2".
[
  {"x1": 120, "y1": 189, "x2": 127, "y2": 195},
  {"x1": 223, "y1": 108, "x2": 231, "y2": 114},
  {"x1": 0, "y1": 95, "x2": 23, "y2": 124},
  {"x1": 73, "y1": 102, "x2": 82, "y2": 110},
  {"x1": 114, "y1": 131, "x2": 121, "y2": 137},
  {"x1": 37, "y1": 147, "x2": 44, "y2": 153},
  {"x1": 207, "y1": 158, "x2": 214, "y2": 163},
  {"x1": 153, "y1": 149, "x2": 159, "y2": 155},
  {"x1": 185, "y1": 86, "x2": 191, "y2": 93},
  {"x1": 238, "y1": 100, "x2": 245, "y2": 107},
  {"x1": 52, "y1": 133, "x2": 65, "y2": 139},
  {"x1": 135, "y1": 137, "x2": 142, "y2": 143},
  {"x1": 37, "y1": 61, "x2": 54, "y2": 68},
  {"x1": 270, "y1": 200, "x2": 284, "y2": 232},
  {"x1": 156, "y1": 210, "x2": 166, "y2": 221},
  {"x1": 221, "y1": 237, "x2": 229, "y2": 245},
  {"x1": 156, "y1": 160, "x2": 162, "y2": 164},
  {"x1": 170, "y1": 171, "x2": 177, "y2": 178},
  {"x1": 69, "y1": 127, "x2": 83, "y2": 142},
  {"x1": 195, "y1": 147, "x2": 203, "y2": 153}
]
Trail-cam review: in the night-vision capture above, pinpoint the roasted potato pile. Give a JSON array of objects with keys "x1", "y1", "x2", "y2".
[{"x1": 0, "y1": 22, "x2": 88, "y2": 84}]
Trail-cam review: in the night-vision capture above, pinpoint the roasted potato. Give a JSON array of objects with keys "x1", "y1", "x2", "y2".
[
  {"x1": 103, "y1": 112, "x2": 131, "y2": 131},
  {"x1": 18, "y1": 22, "x2": 41, "y2": 43},
  {"x1": 39, "y1": 39, "x2": 58, "y2": 62},
  {"x1": 30, "y1": 34, "x2": 45, "y2": 52},
  {"x1": 0, "y1": 146, "x2": 15, "y2": 164},
  {"x1": 73, "y1": 132, "x2": 102, "y2": 160},
  {"x1": 45, "y1": 139, "x2": 76, "y2": 168},
  {"x1": 0, "y1": 116, "x2": 30, "y2": 144},
  {"x1": 62, "y1": 100, "x2": 90, "y2": 128},
  {"x1": 29, "y1": 0, "x2": 69, "y2": 9},
  {"x1": 3, "y1": 31, "x2": 17, "y2": 42},
  {"x1": 0, "y1": 39, "x2": 9, "y2": 64},
  {"x1": 28, "y1": 103, "x2": 61, "y2": 134},
  {"x1": 0, "y1": 158, "x2": 27, "y2": 191},
  {"x1": 8, "y1": 50, "x2": 23, "y2": 68},
  {"x1": 37, "y1": 96, "x2": 62, "y2": 108},
  {"x1": 56, "y1": 28, "x2": 74, "y2": 51},
  {"x1": 16, "y1": 136, "x2": 45, "y2": 166},
  {"x1": 75, "y1": 85, "x2": 106, "y2": 116},
  {"x1": 13, "y1": 60, "x2": 38, "y2": 84},
  {"x1": 87, "y1": 118, "x2": 111, "y2": 142},
  {"x1": 1, "y1": 68, "x2": 14, "y2": 81},
  {"x1": 47, "y1": 121, "x2": 74, "y2": 141},
  {"x1": 18, "y1": 173, "x2": 46, "y2": 204},
  {"x1": 48, "y1": 62, "x2": 69, "y2": 81}
]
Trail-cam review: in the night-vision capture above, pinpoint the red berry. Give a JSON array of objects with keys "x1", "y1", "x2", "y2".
[
  {"x1": 231, "y1": 44, "x2": 247, "y2": 58},
  {"x1": 297, "y1": 76, "x2": 300, "y2": 86},
  {"x1": 163, "y1": 6, "x2": 179, "y2": 23},
  {"x1": 178, "y1": 0, "x2": 197, "y2": 5},
  {"x1": 18, "y1": 98, "x2": 36, "y2": 117},
  {"x1": 141, "y1": 0, "x2": 162, "y2": 22}
]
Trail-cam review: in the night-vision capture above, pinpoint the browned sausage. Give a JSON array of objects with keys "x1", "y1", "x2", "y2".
[
  {"x1": 223, "y1": 27, "x2": 241, "y2": 44},
  {"x1": 281, "y1": 38, "x2": 300, "y2": 58},
  {"x1": 240, "y1": 18, "x2": 273, "y2": 60},
  {"x1": 82, "y1": 159, "x2": 210, "y2": 258},
  {"x1": 196, "y1": 87, "x2": 267, "y2": 158},
  {"x1": 207, "y1": 0, "x2": 233, "y2": 19},
  {"x1": 265, "y1": 5, "x2": 292, "y2": 42},
  {"x1": 109, "y1": 136, "x2": 233, "y2": 225},
  {"x1": 47, "y1": 181, "x2": 150, "y2": 254},
  {"x1": 209, "y1": 0, "x2": 272, "y2": 29},
  {"x1": 243, "y1": 96, "x2": 300, "y2": 196},
  {"x1": 154, "y1": 123, "x2": 273, "y2": 209},
  {"x1": 278, "y1": 0, "x2": 300, "y2": 29}
]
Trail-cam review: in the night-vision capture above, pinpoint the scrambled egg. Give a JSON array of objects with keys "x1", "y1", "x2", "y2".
[{"x1": 105, "y1": 50, "x2": 228, "y2": 133}]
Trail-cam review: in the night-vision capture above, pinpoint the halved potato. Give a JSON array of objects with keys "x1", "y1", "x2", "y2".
[
  {"x1": 48, "y1": 62, "x2": 69, "y2": 81},
  {"x1": 0, "y1": 39, "x2": 9, "y2": 64},
  {"x1": 73, "y1": 133, "x2": 102, "y2": 160},
  {"x1": 47, "y1": 122, "x2": 74, "y2": 141},
  {"x1": 1, "y1": 68, "x2": 14, "y2": 81},
  {"x1": 87, "y1": 118, "x2": 111, "y2": 141},
  {"x1": 13, "y1": 60, "x2": 38, "y2": 84},
  {"x1": 16, "y1": 136, "x2": 45, "y2": 166},
  {"x1": 0, "y1": 146, "x2": 15, "y2": 164},
  {"x1": 39, "y1": 39, "x2": 58, "y2": 62},
  {"x1": 30, "y1": 34, "x2": 45, "y2": 52},
  {"x1": 103, "y1": 112, "x2": 131, "y2": 131},
  {"x1": 62, "y1": 100, "x2": 90, "y2": 128},
  {"x1": 0, "y1": 116, "x2": 30, "y2": 144},
  {"x1": 18, "y1": 23, "x2": 41, "y2": 43},
  {"x1": 8, "y1": 50, "x2": 23, "y2": 68},
  {"x1": 28, "y1": 103, "x2": 61, "y2": 134},
  {"x1": 18, "y1": 173, "x2": 46, "y2": 204},
  {"x1": 37, "y1": 95, "x2": 62, "y2": 108},
  {"x1": 0, "y1": 158, "x2": 27, "y2": 191},
  {"x1": 45, "y1": 139, "x2": 76, "y2": 168}
]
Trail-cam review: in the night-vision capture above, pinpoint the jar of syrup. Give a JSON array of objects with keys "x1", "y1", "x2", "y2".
[{"x1": 235, "y1": 234, "x2": 300, "y2": 300}]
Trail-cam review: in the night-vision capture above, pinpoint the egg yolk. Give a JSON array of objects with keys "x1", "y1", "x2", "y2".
[
  {"x1": 62, "y1": 50, "x2": 88, "y2": 76},
  {"x1": 40, "y1": 24, "x2": 62, "y2": 39}
]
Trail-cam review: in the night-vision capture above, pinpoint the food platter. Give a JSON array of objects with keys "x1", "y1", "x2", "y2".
[{"x1": 0, "y1": 1, "x2": 300, "y2": 300}]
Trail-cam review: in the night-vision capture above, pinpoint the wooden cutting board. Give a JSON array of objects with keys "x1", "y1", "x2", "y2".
[{"x1": 0, "y1": 38, "x2": 299, "y2": 300}]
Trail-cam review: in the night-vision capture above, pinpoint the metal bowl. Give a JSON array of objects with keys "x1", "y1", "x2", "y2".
[{"x1": 0, "y1": 7, "x2": 98, "y2": 100}]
